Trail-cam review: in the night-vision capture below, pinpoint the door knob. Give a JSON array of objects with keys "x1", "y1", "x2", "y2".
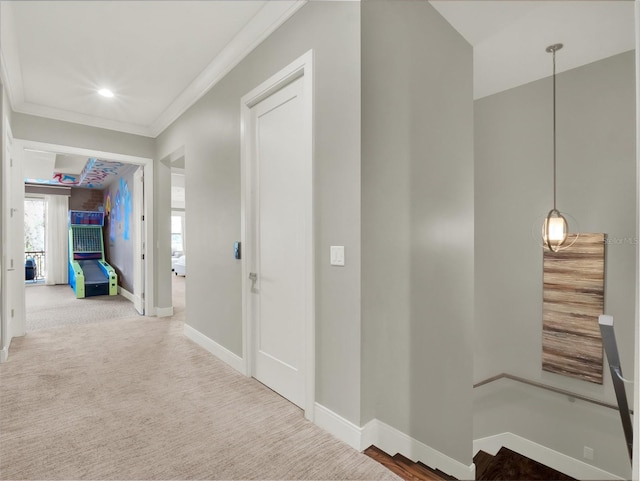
[{"x1": 249, "y1": 272, "x2": 257, "y2": 282}]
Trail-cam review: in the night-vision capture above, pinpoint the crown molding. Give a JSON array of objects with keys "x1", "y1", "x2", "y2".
[
  {"x1": 148, "y1": 0, "x2": 307, "y2": 138},
  {"x1": 0, "y1": 54, "x2": 23, "y2": 111},
  {"x1": 13, "y1": 102, "x2": 154, "y2": 137},
  {"x1": 2, "y1": 0, "x2": 306, "y2": 139},
  {"x1": 0, "y1": 11, "x2": 25, "y2": 110},
  {"x1": 0, "y1": 51, "x2": 11, "y2": 104}
]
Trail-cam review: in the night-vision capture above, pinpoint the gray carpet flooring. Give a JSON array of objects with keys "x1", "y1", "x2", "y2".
[
  {"x1": 1, "y1": 311, "x2": 398, "y2": 479},
  {"x1": 25, "y1": 284, "x2": 140, "y2": 332}
]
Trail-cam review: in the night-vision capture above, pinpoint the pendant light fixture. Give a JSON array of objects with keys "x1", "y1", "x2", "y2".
[{"x1": 542, "y1": 43, "x2": 570, "y2": 253}]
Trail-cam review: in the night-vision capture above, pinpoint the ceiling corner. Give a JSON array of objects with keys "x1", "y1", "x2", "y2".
[{"x1": 149, "y1": 0, "x2": 308, "y2": 138}]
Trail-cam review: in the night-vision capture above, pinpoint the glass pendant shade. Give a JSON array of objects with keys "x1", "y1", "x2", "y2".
[{"x1": 543, "y1": 209, "x2": 568, "y2": 252}]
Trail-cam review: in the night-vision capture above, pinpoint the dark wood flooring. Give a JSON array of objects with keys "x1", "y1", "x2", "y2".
[
  {"x1": 364, "y1": 446, "x2": 453, "y2": 481},
  {"x1": 474, "y1": 448, "x2": 576, "y2": 480},
  {"x1": 364, "y1": 445, "x2": 576, "y2": 481}
]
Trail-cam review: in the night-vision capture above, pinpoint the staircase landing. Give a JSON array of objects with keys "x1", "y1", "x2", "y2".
[
  {"x1": 474, "y1": 447, "x2": 576, "y2": 480},
  {"x1": 364, "y1": 446, "x2": 454, "y2": 481},
  {"x1": 364, "y1": 445, "x2": 577, "y2": 481}
]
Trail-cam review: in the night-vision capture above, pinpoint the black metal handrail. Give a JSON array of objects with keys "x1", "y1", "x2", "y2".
[
  {"x1": 599, "y1": 317, "x2": 633, "y2": 462},
  {"x1": 25, "y1": 251, "x2": 46, "y2": 281}
]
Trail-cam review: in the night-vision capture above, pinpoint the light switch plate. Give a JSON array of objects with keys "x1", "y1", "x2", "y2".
[{"x1": 330, "y1": 246, "x2": 345, "y2": 266}]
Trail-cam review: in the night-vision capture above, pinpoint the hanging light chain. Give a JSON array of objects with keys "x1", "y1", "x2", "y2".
[
  {"x1": 552, "y1": 46, "x2": 557, "y2": 210},
  {"x1": 546, "y1": 43, "x2": 563, "y2": 211}
]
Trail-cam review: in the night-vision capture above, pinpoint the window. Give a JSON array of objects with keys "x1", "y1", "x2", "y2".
[
  {"x1": 171, "y1": 215, "x2": 184, "y2": 253},
  {"x1": 25, "y1": 198, "x2": 46, "y2": 252},
  {"x1": 24, "y1": 197, "x2": 46, "y2": 281}
]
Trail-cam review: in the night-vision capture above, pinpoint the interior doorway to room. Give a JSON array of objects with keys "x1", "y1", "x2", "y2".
[
  {"x1": 6, "y1": 139, "x2": 155, "y2": 342},
  {"x1": 170, "y1": 163, "x2": 186, "y2": 320},
  {"x1": 241, "y1": 51, "x2": 314, "y2": 417}
]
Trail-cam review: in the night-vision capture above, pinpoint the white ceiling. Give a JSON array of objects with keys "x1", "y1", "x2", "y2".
[
  {"x1": 0, "y1": 0, "x2": 305, "y2": 137},
  {"x1": 0, "y1": 1, "x2": 636, "y2": 137},
  {"x1": 430, "y1": 1, "x2": 636, "y2": 99}
]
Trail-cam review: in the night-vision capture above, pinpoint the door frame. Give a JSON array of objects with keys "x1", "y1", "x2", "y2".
[
  {"x1": 633, "y1": 2, "x2": 639, "y2": 477},
  {"x1": 13, "y1": 139, "x2": 155, "y2": 321},
  {"x1": 1, "y1": 118, "x2": 15, "y2": 361},
  {"x1": 132, "y1": 166, "x2": 145, "y2": 314},
  {"x1": 240, "y1": 50, "x2": 315, "y2": 420}
]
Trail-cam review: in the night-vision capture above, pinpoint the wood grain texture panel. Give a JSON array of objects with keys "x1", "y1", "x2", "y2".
[{"x1": 542, "y1": 233, "x2": 605, "y2": 384}]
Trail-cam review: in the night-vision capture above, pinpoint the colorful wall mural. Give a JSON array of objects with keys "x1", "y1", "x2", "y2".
[
  {"x1": 106, "y1": 178, "x2": 132, "y2": 242},
  {"x1": 26, "y1": 158, "x2": 135, "y2": 190},
  {"x1": 25, "y1": 173, "x2": 78, "y2": 185},
  {"x1": 103, "y1": 167, "x2": 136, "y2": 293}
]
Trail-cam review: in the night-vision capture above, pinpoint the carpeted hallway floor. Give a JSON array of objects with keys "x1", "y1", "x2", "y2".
[
  {"x1": 25, "y1": 283, "x2": 141, "y2": 332},
  {"x1": 1, "y1": 298, "x2": 398, "y2": 479}
]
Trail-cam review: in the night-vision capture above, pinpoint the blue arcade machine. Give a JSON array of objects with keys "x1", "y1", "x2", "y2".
[{"x1": 68, "y1": 210, "x2": 117, "y2": 298}]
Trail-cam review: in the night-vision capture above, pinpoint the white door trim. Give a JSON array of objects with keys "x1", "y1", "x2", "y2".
[
  {"x1": 633, "y1": 2, "x2": 640, "y2": 478},
  {"x1": 132, "y1": 167, "x2": 144, "y2": 314},
  {"x1": 240, "y1": 49, "x2": 315, "y2": 420},
  {"x1": 1, "y1": 117, "x2": 14, "y2": 355},
  {"x1": 13, "y1": 139, "x2": 155, "y2": 318}
]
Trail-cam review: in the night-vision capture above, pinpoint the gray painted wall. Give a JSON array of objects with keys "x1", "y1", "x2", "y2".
[
  {"x1": 474, "y1": 381, "x2": 631, "y2": 478},
  {"x1": 361, "y1": 0, "x2": 475, "y2": 466},
  {"x1": 474, "y1": 51, "x2": 636, "y2": 478},
  {"x1": 2, "y1": 82, "x2": 11, "y2": 129},
  {"x1": 11, "y1": 113, "x2": 154, "y2": 160},
  {"x1": 156, "y1": 2, "x2": 363, "y2": 422}
]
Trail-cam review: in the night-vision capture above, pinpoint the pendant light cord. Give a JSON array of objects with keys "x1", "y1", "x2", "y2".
[{"x1": 552, "y1": 47, "x2": 557, "y2": 211}]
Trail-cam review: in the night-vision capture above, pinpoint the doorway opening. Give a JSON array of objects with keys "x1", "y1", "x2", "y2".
[
  {"x1": 4, "y1": 139, "x2": 155, "y2": 346},
  {"x1": 170, "y1": 154, "x2": 186, "y2": 320},
  {"x1": 241, "y1": 50, "x2": 315, "y2": 419}
]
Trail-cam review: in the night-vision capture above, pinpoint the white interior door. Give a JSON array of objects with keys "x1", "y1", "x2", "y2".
[
  {"x1": 249, "y1": 76, "x2": 308, "y2": 409},
  {"x1": 132, "y1": 167, "x2": 144, "y2": 315}
]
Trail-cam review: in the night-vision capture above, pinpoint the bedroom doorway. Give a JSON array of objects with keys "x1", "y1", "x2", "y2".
[{"x1": 170, "y1": 157, "x2": 186, "y2": 320}]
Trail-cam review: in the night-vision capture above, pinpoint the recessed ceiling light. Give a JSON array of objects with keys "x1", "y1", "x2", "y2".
[{"x1": 98, "y1": 88, "x2": 114, "y2": 98}]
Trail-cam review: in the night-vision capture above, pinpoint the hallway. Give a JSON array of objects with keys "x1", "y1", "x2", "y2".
[{"x1": 0, "y1": 312, "x2": 396, "y2": 480}]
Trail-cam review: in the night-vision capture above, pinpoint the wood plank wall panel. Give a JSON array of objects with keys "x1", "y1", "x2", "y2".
[{"x1": 542, "y1": 233, "x2": 605, "y2": 384}]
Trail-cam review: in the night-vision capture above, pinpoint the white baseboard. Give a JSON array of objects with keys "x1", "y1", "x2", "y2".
[
  {"x1": 156, "y1": 306, "x2": 174, "y2": 318},
  {"x1": 183, "y1": 323, "x2": 246, "y2": 374},
  {"x1": 118, "y1": 287, "x2": 146, "y2": 316},
  {"x1": 313, "y1": 404, "x2": 474, "y2": 480},
  {"x1": 313, "y1": 402, "x2": 363, "y2": 450},
  {"x1": 0, "y1": 346, "x2": 8, "y2": 363},
  {"x1": 117, "y1": 286, "x2": 135, "y2": 303},
  {"x1": 474, "y1": 433, "x2": 624, "y2": 480}
]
